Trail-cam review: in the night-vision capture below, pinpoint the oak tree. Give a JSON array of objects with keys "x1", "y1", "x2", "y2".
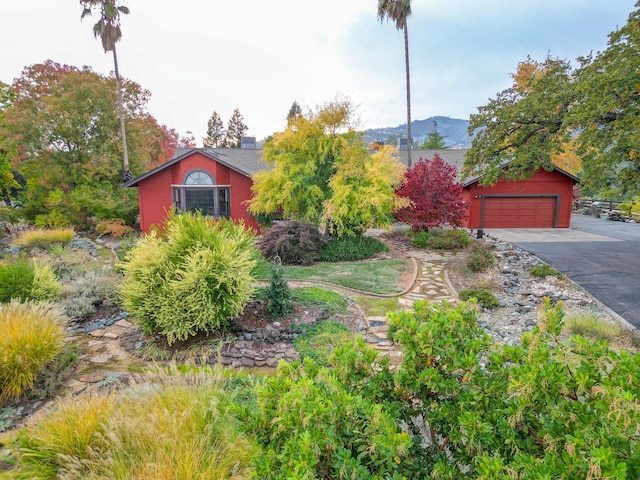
[{"x1": 465, "y1": 3, "x2": 640, "y2": 197}]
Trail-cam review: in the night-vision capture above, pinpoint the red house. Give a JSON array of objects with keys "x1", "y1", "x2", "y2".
[
  {"x1": 123, "y1": 147, "x2": 265, "y2": 233},
  {"x1": 126, "y1": 147, "x2": 578, "y2": 234}
]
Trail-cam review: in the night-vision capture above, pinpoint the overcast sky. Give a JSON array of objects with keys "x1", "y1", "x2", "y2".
[{"x1": 1, "y1": 0, "x2": 635, "y2": 144}]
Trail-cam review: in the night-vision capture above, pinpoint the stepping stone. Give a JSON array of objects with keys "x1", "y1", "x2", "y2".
[
  {"x1": 87, "y1": 340, "x2": 108, "y2": 348},
  {"x1": 90, "y1": 353, "x2": 113, "y2": 364},
  {"x1": 88, "y1": 330, "x2": 105, "y2": 338},
  {"x1": 79, "y1": 371, "x2": 109, "y2": 383},
  {"x1": 115, "y1": 319, "x2": 133, "y2": 328},
  {"x1": 63, "y1": 380, "x2": 87, "y2": 396},
  {"x1": 103, "y1": 332, "x2": 119, "y2": 339}
]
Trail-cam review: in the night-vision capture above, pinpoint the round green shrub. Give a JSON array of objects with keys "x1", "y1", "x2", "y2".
[
  {"x1": 530, "y1": 263, "x2": 562, "y2": 279},
  {"x1": 118, "y1": 212, "x2": 258, "y2": 345},
  {"x1": 458, "y1": 288, "x2": 499, "y2": 309}
]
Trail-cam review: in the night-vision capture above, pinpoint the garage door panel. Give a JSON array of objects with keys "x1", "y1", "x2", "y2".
[{"x1": 483, "y1": 197, "x2": 556, "y2": 228}]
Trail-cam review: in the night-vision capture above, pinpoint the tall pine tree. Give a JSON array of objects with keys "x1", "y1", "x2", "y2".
[
  {"x1": 225, "y1": 108, "x2": 248, "y2": 148},
  {"x1": 287, "y1": 100, "x2": 302, "y2": 125},
  {"x1": 203, "y1": 110, "x2": 225, "y2": 148}
]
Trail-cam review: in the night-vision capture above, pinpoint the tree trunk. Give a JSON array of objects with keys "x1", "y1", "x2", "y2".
[
  {"x1": 404, "y1": 23, "x2": 412, "y2": 168},
  {"x1": 112, "y1": 44, "x2": 131, "y2": 182}
]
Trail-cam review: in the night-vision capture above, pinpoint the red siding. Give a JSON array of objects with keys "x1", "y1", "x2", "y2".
[
  {"x1": 135, "y1": 152, "x2": 259, "y2": 233},
  {"x1": 463, "y1": 169, "x2": 575, "y2": 229}
]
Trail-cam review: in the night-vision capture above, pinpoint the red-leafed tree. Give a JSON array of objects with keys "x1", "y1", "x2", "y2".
[{"x1": 395, "y1": 154, "x2": 469, "y2": 231}]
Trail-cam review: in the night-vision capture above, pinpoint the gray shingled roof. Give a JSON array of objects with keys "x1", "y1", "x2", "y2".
[
  {"x1": 125, "y1": 147, "x2": 576, "y2": 188},
  {"x1": 122, "y1": 147, "x2": 268, "y2": 187}
]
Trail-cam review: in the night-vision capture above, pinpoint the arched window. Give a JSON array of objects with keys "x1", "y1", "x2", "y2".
[
  {"x1": 184, "y1": 170, "x2": 215, "y2": 185},
  {"x1": 172, "y1": 169, "x2": 230, "y2": 219}
]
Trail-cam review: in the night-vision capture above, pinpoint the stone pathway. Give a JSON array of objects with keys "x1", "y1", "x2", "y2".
[{"x1": 363, "y1": 241, "x2": 460, "y2": 368}]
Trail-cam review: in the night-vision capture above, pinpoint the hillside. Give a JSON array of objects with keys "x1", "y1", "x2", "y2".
[{"x1": 362, "y1": 115, "x2": 473, "y2": 149}]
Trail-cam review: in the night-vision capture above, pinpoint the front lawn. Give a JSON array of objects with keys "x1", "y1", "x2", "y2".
[{"x1": 256, "y1": 258, "x2": 410, "y2": 295}]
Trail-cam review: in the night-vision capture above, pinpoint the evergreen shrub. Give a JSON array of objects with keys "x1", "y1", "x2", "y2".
[
  {"x1": 118, "y1": 212, "x2": 258, "y2": 344},
  {"x1": 257, "y1": 220, "x2": 325, "y2": 265}
]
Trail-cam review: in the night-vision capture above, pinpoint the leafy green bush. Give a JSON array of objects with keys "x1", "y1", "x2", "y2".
[
  {"x1": 458, "y1": 287, "x2": 499, "y2": 308},
  {"x1": 320, "y1": 235, "x2": 387, "y2": 262},
  {"x1": 118, "y1": 212, "x2": 258, "y2": 345},
  {"x1": 411, "y1": 228, "x2": 471, "y2": 250},
  {"x1": 411, "y1": 231, "x2": 431, "y2": 248},
  {"x1": 466, "y1": 242, "x2": 497, "y2": 272},
  {"x1": 530, "y1": 263, "x2": 563, "y2": 279},
  {"x1": 0, "y1": 258, "x2": 60, "y2": 304},
  {"x1": 427, "y1": 228, "x2": 472, "y2": 249},
  {"x1": 384, "y1": 300, "x2": 640, "y2": 478},
  {"x1": 257, "y1": 220, "x2": 326, "y2": 265},
  {"x1": 0, "y1": 300, "x2": 67, "y2": 404},
  {"x1": 244, "y1": 357, "x2": 411, "y2": 478}
]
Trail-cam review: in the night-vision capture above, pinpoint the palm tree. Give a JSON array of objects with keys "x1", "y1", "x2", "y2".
[
  {"x1": 377, "y1": 0, "x2": 413, "y2": 167},
  {"x1": 80, "y1": 0, "x2": 132, "y2": 182}
]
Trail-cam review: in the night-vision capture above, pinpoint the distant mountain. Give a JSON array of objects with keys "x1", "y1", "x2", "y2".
[{"x1": 362, "y1": 116, "x2": 473, "y2": 149}]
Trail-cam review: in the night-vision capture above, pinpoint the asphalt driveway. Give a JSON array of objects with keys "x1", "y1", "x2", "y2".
[{"x1": 484, "y1": 214, "x2": 640, "y2": 330}]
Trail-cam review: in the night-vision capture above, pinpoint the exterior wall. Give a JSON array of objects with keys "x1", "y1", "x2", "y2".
[
  {"x1": 463, "y1": 169, "x2": 575, "y2": 229},
  {"x1": 136, "y1": 152, "x2": 259, "y2": 233}
]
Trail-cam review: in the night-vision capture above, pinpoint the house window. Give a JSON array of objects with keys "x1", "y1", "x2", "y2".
[{"x1": 172, "y1": 169, "x2": 231, "y2": 219}]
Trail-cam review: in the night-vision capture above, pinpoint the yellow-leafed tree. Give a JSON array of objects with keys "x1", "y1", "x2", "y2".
[{"x1": 249, "y1": 98, "x2": 407, "y2": 236}]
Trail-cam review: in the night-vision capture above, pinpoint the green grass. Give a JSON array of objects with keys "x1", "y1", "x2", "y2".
[
  {"x1": 565, "y1": 311, "x2": 622, "y2": 341},
  {"x1": 274, "y1": 258, "x2": 408, "y2": 294},
  {"x1": 292, "y1": 321, "x2": 354, "y2": 366},
  {"x1": 292, "y1": 286, "x2": 348, "y2": 315},
  {"x1": 355, "y1": 295, "x2": 399, "y2": 317}
]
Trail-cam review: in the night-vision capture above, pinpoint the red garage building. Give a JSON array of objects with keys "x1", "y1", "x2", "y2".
[{"x1": 398, "y1": 149, "x2": 579, "y2": 231}]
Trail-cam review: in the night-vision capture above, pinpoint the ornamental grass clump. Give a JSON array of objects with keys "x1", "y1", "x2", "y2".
[
  {"x1": 0, "y1": 258, "x2": 60, "y2": 304},
  {"x1": 12, "y1": 228, "x2": 74, "y2": 250},
  {"x1": 118, "y1": 212, "x2": 258, "y2": 345},
  {"x1": 0, "y1": 300, "x2": 67, "y2": 404},
  {"x1": 6, "y1": 367, "x2": 254, "y2": 479}
]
